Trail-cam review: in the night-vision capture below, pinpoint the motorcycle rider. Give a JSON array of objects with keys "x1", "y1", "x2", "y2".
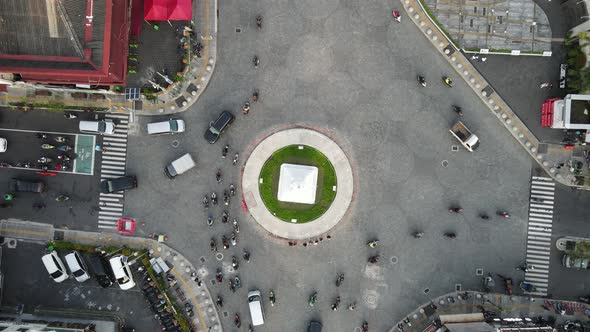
[
  {"x1": 233, "y1": 153, "x2": 239, "y2": 165},
  {"x1": 418, "y1": 75, "x2": 427, "y2": 87},
  {"x1": 444, "y1": 76, "x2": 453, "y2": 87},
  {"x1": 210, "y1": 238, "x2": 217, "y2": 252},
  {"x1": 452, "y1": 105, "x2": 464, "y2": 116},
  {"x1": 444, "y1": 232, "x2": 457, "y2": 239},
  {"x1": 331, "y1": 296, "x2": 341, "y2": 311},
  {"x1": 216, "y1": 169, "x2": 222, "y2": 183},
  {"x1": 211, "y1": 192, "x2": 218, "y2": 205},
  {"x1": 449, "y1": 207, "x2": 463, "y2": 213},
  {"x1": 368, "y1": 254, "x2": 380, "y2": 263},
  {"x1": 216, "y1": 295, "x2": 223, "y2": 307},
  {"x1": 202, "y1": 195, "x2": 209, "y2": 208},
  {"x1": 242, "y1": 102, "x2": 250, "y2": 115},
  {"x1": 412, "y1": 231, "x2": 424, "y2": 238},
  {"x1": 222, "y1": 144, "x2": 229, "y2": 158},
  {"x1": 243, "y1": 249, "x2": 250, "y2": 262},
  {"x1": 367, "y1": 239, "x2": 379, "y2": 248},
  {"x1": 269, "y1": 289, "x2": 276, "y2": 306},
  {"x1": 229, "y1": 184, "x2": 236, "y2": 196}
]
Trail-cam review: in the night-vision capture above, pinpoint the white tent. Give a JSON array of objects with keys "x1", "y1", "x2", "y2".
[{"x1": 277, "y1": 163, "x2": 318, "y2": 204}]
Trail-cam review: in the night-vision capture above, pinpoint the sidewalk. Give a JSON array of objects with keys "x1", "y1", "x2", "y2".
[
  {"x1": 0, "y1": 0, "x2": 218, "y2": 116},
  {"x1": 388, "y1": 291, "x2": 590, "y2": 332},
  {"x1": 0, "y1": 218, "x2": 222, "y2": 332},
  {"x1": 400, "y1": 0, "x2": 589, "y2": 189}
]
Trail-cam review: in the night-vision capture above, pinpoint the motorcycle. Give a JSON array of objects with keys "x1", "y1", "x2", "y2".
[
  {"x1": 497, "y1": 211, "x2": 510, "y2": 218},
  {"x1": 362, "y1": 322, "x2": 368, "y2": 332},
  {"x1": 64, "y1": 113, "x2": 78, "y2": 119},
  {"x1": 55, "y1": 194, "x2": 70, "y2": 202},
  {"x1": 211, "y1": 192, "x2": 218, "y2": 205},
  {"x1": 222, "y1": 211, "x2": 229, "y2": 223},
  {"x1": 229, "y1": 184, "x2": 236, "y2": 196},
  {"x1": 41, "y1": 143, "x2": 55, "y2": 150},
  {"x1": 243, "y1": 249, "x2": 250, "y2": 262},
  {"x1": 418, "y1": 75, "x2": 427, "y2": 87},
  {"x1": 230, "y1": 232, "x2": 238, "y2": 246},
  {"x1": 412, "y1": 231, "x2": 424, "y2": 238},
  {"x1": 222, "y1": 236, "x2": 229, "y2": 250},
  {"x1": 38, "y1": 157, "x2": 52, "y2": 163},
  {"x1": 393, "y1": 9, "x2": 401, "y2": 23},
  {"x1": 336, "y1": 274, "x2": 344, "y2": 287},
  {"x1": 202, "y1": 195, "x2": 209, "y2": 208},
  {"x1": 253, "y1": 56, "x2": 259, "y2": 68},
  {"x1": 37, "y1": 133, "x2": 49, "y2": 140},
  {"x1": 222, "y1": 144, "x2": 229, "y2": 158},
  {"x1": 234, "y1": 276, "x2": 241, "y2": 289},
  {"x1": 216, "y1": 169, "x2": 222, "y2": 183},
  {"x1": 233, "y1": 153, "x2": 239, "y2": 165},
  {"x1": 480, "y1": 214, "x2": 490, "y2": 220},
  {"x1": 210, "y1": 239, "x2": 217, "y2": 252},
  {"x1": 443, "y1": 76, "x2": 454, "y2": 87},
  {"x1": 449, "y1": 207, "x2": 463, "y2": 213},
  {"x1": 234, "y1": 314, "x2": 241, "y2": 328},
  {"x1": 55, "y1": 136, "x2": 67, "y2": 143},
  {"x1": 452, "y1": 105, "x2": 464, "y2": 116},
  {"x1": 368, "y1": 239, "x2": 379, "y2": 248},
  {"x1": 331, "y1": 296, "x2": 341, "y2": 311},
  {"x1": 58, "y1": 145, "x2": 72, "y2": 152},
  {"x1": 368, "y1": 255, "x2": 380, "y2": 263},
  {"x1": 444, "y1": 232, "x2": 457, "y2": 239},
  {"x1": 233, "y1": 219, "x2": 240, "y2": 233},
  {"x1": 216, "y1": 295, "x2": 223, "y2": 307},
  {"x1": 256, "y1": 15, "x2": 262, "y2": 29},
  {"x1": 216, "y1": 269, "x2": 223, "y2": 283},
  {"x1": 309, "y1": 292, "x2": 317, "y2": 307},
  {"x1": 57, "y1": 154, "x2": 71, "y2": 162},
  {"x1": 347, "y1": 302, "x2": 356, "y2": 311},
  {"x1": 207, "y1": 216, "x2": 214, "y2": 227},
  {"x1": 242, "y1": 102, "x2": 250, "y2": 115},
  {"x1": 232, "y1": 256, "x2": 239, "y2": 270},
  {"x1": 252, "y1": 90, "x2": 259, "y2": 102},
  {"x1": 223, "y1": 191, "x2": 230, "y2": 205},
  {"x1": 269, "y1": 290, "x2": 275, "y2": 306}
]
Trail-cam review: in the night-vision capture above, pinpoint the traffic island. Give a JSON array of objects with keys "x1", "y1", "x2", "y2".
[{"x1": 242, "y1": 128, "x2": 354, "y2": 240}]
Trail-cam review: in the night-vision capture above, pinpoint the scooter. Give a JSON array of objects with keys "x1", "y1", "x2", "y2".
[
  {"x1": 452, "y1": 105, "x2": 464, "y2": 116},
  {"x1": 41, "y1": 143, "x2": 55, "y2": 150},
  {"x1": 243, "y1": 249, "x2": 250, "y2": 262},
  {"x1": 210, "y1": 239, "x2": 217, "y2": 252},
  {"x1": 216, "y1": 169, "x2": 222, "y2": 183},
  {"x1": 207, "y1": 216, "x2": 214, "y2": 227},
  {"x1": 269, "y1": 289, "x2": 276, "y2": 306},
  {"x1": 58, "y1": 145, "x2": 72, "y2": 152},
  {"x1": 497, "y1": 211, "x2": 510, "y2": 218},
  {"x1": 216, "y1": 295, "x2": 223, "y2": 307},
  {"x1": 233, "y1": 153, "x2": 239, "y2": 165},
  {"x1": 418, "y1": 75, "x2": 427, "y2": 87},
  {"x1": 222, "y1": 144, "x2": 229, "y2": 158},
  {"x1": 230, "y1": 232, "x2": 238, "y2": 246},
  {"x1": 336, "y1": 274, "x2": 344, "y2": 287},
  {"x1": 331, "y1": 296, "x2": 341, "y2": 311},
  {"x1": 253, "y1": 56, "x2": 260, "y2": 68},
  {"x1": 211, "y1": 192, "x2": 218, "y2": 205},
  {"x1": 367, "y1": 240, "x2": 379, "y2": 248},
  {"x1": 216, "y1": 269, "x2": 223, "y2": 283},
  {"x1": 232, "y1": 256, "x2": 239, "y2": 270},
  {"x1": 443, "y1": 76, "x2": 454, "y2": 87},
  {"x1": 256, "y1": 15, "x2": 262, "y2": 29},
  {"x1": 449, "y1": 207, "x2": 463, "y2": 213},
  {"x1": 202, "y1": 195, "x2": 209, "y2": 208},
  {"x1": 393, "y1": 9, "x2": 401, "y2": 23},
  {"x1": 229, "y1": 184, "x2": 236, "y2": 196},
  {"x1": 55, "y1": 136, "x2": 67, "y2": 143},
  {"x1": 222, "y1": 211, "x2": 229, "y2": 223},
  {"x1": 223, "y1": 191, "x2": 230, "y2": 205},
  {"x1": 222, "y1": 236, "x2": 229, "y2": 250},
  {"x1": 309, "y1": 292, "x2": 317, "y2": 307},
  {"x1": 233, "y1": 219, "x2": 240, "y2": 233}
]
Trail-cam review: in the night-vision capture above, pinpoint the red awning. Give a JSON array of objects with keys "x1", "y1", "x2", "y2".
[{"x1": 144, "y1": 0, "x2": 192, "y2": 21}]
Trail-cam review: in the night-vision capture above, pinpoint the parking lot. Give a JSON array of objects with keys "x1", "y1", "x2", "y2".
[{"x1": 0, "y1": 241, "x2": 159, "y2": 331}]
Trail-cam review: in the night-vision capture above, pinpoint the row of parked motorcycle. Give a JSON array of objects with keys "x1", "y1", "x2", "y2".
[{"x1": 140, "y1": 271, "x2": 183, "y2": 332}]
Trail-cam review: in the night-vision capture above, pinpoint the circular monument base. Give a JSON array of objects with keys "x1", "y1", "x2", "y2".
[{"x1": 242, "y1": 128, "x2": 354, "y2": 240}]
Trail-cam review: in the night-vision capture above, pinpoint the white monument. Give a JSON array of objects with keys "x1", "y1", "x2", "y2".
[{"x1": 277, "y1": 163, "x2": 318, "y2": 204}]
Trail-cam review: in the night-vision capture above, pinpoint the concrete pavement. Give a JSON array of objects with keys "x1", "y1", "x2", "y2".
[
  {"x1": 0, "y1": 218, "x2": 221, "y2": 332},
  {"x1": 241, "y1": 127, "x2": 354, "y2": 240}
]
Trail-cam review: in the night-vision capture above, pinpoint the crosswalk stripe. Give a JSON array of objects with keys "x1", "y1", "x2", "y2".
[
  {"x1": 101, "y1": 165, "x2": 126, "y2": 171},
  {"x1": 98, "y1": 216, "x2": 121, "y2": 221},
  {"x1": 104, "y1": 137, "x2": 127, "y2": 143},
  {"x1": 104, "y1": 151, "x2": 127, "y2": 157},
  {"x1": 102, "y1": 160, "x2": 126, "y2": 166},
  {"x1": 103, "y1": 155, "x2": 126, "y2": 161},
  {"x1": 524, "y1": 177, "x2": 556, "y2": 296}
]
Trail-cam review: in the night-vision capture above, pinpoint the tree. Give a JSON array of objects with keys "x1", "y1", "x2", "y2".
[{"x1": 567, "y1": 241, "x2": 590, "y2": 259}]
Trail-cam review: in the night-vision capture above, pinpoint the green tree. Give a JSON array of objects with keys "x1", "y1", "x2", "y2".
[{"x1": 567, "y1": 241, "x2": 590, "y2": 259}]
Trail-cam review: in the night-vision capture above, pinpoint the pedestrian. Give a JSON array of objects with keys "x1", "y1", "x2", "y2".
[{"x1": 480, "y1": 57, "x2": 487, "y2": 62}]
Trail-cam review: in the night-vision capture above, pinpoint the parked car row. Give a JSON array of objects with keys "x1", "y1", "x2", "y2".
[{"x1": 41, "y1": 251, "x2": 136, "y2": 290}]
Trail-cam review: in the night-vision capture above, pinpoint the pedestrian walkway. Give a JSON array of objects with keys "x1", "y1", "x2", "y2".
[
  {"x1": 524, "y1": 176, "x2": 556, "y2": 296},
  {"x1": 98, "y1": 114, "x2": 130, "y2": 230}
]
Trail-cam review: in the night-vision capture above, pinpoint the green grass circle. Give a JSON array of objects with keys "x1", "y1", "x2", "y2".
[{"x1": 258, "y1": 145, "x2": 337, "y2": 223}]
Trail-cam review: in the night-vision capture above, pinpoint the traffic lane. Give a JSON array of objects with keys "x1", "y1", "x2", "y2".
[
  {"x1": 548, "y1": 184, "x2": 590, "y2": 299},
  {"x1": 0, "y1": 129, "x2": 78, "y2": 169},
  {"x1": 1, "y1": 241, "x2": 158, "y2": 331},
  {"x1": 0, "y1": 168, "x2": 101, "y2": 231},
  {"x1": 0, "y1": 107, "x2": 105, "y2": 133}
]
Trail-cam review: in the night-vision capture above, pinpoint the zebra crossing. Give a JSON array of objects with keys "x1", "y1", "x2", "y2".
[
  {"x1": 98, "y1": 114, "x2": 130, "y2": 230},
  {"x1": 524, "y1": 176, "x2": 556, "y2": 296}
]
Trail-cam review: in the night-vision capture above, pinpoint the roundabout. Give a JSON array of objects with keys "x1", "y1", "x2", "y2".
[{"x1": 242, "y1": 128, "x2": 354, "y2": 240}]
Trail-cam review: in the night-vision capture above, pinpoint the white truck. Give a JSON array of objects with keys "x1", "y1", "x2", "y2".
[
  {"x1": 449, "y1": 121, "x2": 479, "y2": 152},
  {"x1": 165, "y1": 153, "x2": 196, "y2": 178}
]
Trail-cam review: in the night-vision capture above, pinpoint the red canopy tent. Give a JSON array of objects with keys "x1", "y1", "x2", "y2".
[{"x1": 144, "y1": 0, "x2": 192, "y2": 21}]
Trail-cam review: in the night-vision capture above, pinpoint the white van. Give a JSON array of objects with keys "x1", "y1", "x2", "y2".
[
  {"x1": 165, "y1": 153, "x2": 195, "y2": 178},
  {"x1": 147, "y1": 118, "x2": 185, "y2": 135},
  {"x1": 79, "y1": 120, "x2": 115, "y2": 135},
  {"x1": 248, "y1": 290, "x2": 265, "y2": 326}
]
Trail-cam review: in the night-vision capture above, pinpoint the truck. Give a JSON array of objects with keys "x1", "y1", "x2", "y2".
[
  {"x1": 449, "y1": 121, "x2": 479, "y2": 152},
  {"x1": 164, "y1": 153, "x2": 196, "y2": 178}
]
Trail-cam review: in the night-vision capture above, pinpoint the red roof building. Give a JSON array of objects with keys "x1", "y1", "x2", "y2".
[{"x1": 0, "y1": 0, "x2": 131, "y2": 86}]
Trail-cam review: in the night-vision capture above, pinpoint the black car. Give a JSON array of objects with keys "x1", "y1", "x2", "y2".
[
  {"x1": 204, "y1": 111, "x2": 234, "y2": 144},
  {"x1": 87, "y1": 254, "x2": 114, "y2": 288},
  {"x1": 100, "y1": 176, "x2": 137, "y2": 194},
  {"x1": 10, "y1": 179, "x2": 45, "y2": 193},
  {"x1": 308, "y1": 320, "x2": 322, "y2": 332}
]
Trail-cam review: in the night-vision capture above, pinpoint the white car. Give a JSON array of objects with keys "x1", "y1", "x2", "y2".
[
  {"x1": 41, "y1": 251, "x2": 69, "y2": 283},
  {"x1": 64, "y1": 251, "x2": 90, "y2": 282},
  {"x1": 79, "y1": 120, "x2": 115, "y2": 135},
  {"x1": 109, "y1": 255, "x2": 136, "y2": 290},
  {"x1": 0, "y1": 138, "x2": 6, "y2": 152}
]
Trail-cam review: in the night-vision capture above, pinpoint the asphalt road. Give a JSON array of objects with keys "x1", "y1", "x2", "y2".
[
  {"x1": 548, "y1": 184, "x2": 590, "y2": 299},
  {"x1": 123, "y1": 0, "x2": 540, "y2": 330},
  {"x1": 0, "y1": 109, "x2": 107, "y2": 231},
  {"x1": 0, "y1": 241, "x2": 158, "y2": 331}
]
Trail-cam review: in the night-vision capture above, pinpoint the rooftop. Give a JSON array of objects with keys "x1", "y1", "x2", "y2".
[{"x1": 277, "y1": 163, "x2": 318, "y2": 204}]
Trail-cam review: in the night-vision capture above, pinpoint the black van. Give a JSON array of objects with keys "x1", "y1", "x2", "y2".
[{"x1": 87, "y1": 254, "x2": 115, "y2": 288}]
